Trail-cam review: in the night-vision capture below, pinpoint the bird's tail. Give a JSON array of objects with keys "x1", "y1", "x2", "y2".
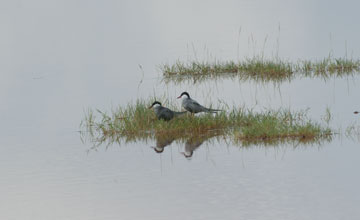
[
  {"x1": 205, "y1": 108, "x2": 223, "y2": 113},
  {"x1": 174, "y1": 111, "x2": 187, "y2": 116}
]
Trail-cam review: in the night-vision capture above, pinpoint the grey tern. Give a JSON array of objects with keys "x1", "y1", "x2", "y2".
[
  {"x1": 148, "y1": 101, "x2": 186, "y2": 121},
  {"x1": 177, "y1": 92, "x2": 221, "y2": 114}
]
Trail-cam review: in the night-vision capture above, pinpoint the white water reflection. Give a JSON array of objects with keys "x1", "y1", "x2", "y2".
[{"x1": 1, "y1": 0, "x2": 360, "y2": 219}]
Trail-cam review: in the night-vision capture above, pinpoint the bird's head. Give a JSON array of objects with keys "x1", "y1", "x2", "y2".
[
  {"x1": 177, "y1": 91, "x2": 190, "y2": 99},
  {"x1": 148, "y1": 101, "x2": 162, "y2": 109}
]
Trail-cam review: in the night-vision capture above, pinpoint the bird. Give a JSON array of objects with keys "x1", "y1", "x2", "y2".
[
  {"x1": 148, "y1": 101, "x2": 186, "y2": 121},
  {"x1": 177, "y1": 92, "x2": 222, "y2": 114}
]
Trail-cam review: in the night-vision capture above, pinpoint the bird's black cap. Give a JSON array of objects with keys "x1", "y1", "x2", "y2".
[
  {"x1": 177, "y1": 91, "x2": 190, "y2": 99},
  {"x1": 148, "y1": 101, "x2": 162, "y2": 109}
]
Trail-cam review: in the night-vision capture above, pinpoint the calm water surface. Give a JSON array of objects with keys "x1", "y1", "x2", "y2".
[{"x1": 1, "y1": 0, "x2": 360, "y2": 219}]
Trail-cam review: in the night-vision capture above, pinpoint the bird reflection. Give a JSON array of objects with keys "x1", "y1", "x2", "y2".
[
  {"x1": 151, "y1": 134, "x2": 175, "y2": 153},
  {"x1": 181, "y1": 132, "x2": 218, "y2": 159},
  {"x1": 182, "y1": 137, "x2": 204, "y2": 158},
  {"x1": 151, "y1": 131, "x2": 220, "y2": 158}
]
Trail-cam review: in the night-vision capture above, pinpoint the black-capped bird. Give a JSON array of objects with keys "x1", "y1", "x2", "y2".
[
  {"x1": 148, "y1": 101, "x2": 186, "y2": 121},
  {"x1": 177, "y1": 92, "x2": 222, "y2": 114}
]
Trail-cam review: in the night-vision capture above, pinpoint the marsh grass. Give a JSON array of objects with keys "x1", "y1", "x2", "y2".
[
  {"x1": 81, "y1": 99, "x2": 332, "y2": 147},
  {"x1": 161, "y1": 57, "x2": 360, "y2": 84},
  {"x1": 344, "y1": 122, "x2": 360, "y2": 142},
  {"x1": 298, "y1": 57, "x2": 360, "y2": 77}
]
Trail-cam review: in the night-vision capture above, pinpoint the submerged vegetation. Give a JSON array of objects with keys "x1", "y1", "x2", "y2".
[
  {"x1": 81, "y1": 99, "x2": 332, "y2": 148},
  {"x1": 161, "y1": 57, "x2": 360, "y2": 84}
]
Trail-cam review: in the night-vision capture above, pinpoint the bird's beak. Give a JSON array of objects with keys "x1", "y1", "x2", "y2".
[
  {"x1": 148, "y1": 106, "x2": 153, "y2": 109},
  {"x1": 177, "y1": 96, "x2": 181, "y2": 99}
]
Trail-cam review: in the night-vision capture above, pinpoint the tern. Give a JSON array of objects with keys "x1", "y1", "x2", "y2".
[
  {"x1": 148, "y1": 101, "x2": 186, "y2": 121},
  {"x1": 177, "y1": 92, "x2": 221, "y2": 114}
]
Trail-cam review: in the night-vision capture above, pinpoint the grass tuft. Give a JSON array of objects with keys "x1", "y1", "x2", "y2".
[
  {"x1": 161, "y1": 56, "x2": 360, "y2": 83},
  {"x1": 81, "y1": 99, "x2": 332, "y2": 147}
]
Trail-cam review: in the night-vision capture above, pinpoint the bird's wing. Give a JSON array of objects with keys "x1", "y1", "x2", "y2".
[
  {"x1": 159, "y1": 107, "x2": 175, "y2": 120},
  {"x1": 188, "y1": 99, "x2": 208, "y2": 112}
]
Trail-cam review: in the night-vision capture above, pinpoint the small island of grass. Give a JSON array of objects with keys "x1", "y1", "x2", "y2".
[{"x1": 81, "y1": 99, "x2": 332, "y2": 147}]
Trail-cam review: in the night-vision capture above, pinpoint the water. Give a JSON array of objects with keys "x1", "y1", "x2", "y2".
[{"x1": 1, "y1": 0, "x2": 360, "y2": 219}]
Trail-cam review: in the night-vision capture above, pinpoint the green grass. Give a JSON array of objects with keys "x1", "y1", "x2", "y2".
[
  {"x1": 81, "y1": 99, "x2": 332, "y2": 147},
  {"x1": 298, "y1": 57, "x2": 360, "y2": 77},
  {"x1": 161, "y1": 57, "x2": 360, "y2": 83},
  {"x1": 234, "y1": 111, "x2": 332, "y2": 147}
]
